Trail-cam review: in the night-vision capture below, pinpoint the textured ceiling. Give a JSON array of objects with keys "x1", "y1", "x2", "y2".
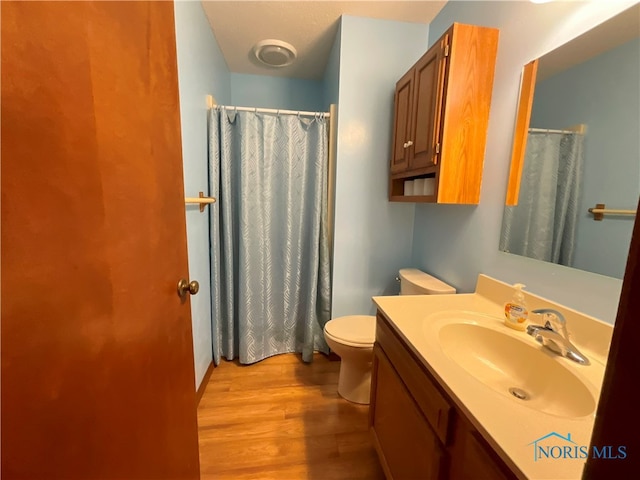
[{"x1": 201, "y1": 1, "x2": 447, "y2": 80}]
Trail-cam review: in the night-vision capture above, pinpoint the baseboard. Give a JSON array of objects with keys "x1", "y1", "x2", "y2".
[{"x1": 196, "y1": 361, "x2": 215, "y2": 406}]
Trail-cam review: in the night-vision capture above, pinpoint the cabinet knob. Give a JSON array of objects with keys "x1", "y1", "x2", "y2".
[{"x1": 403, "y1": 140, "x2": 413, "y2": 148}]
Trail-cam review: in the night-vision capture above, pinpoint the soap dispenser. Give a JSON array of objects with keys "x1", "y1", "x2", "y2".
[{"x1": 504, "y1": 283, "x2": 528, "y2": 331}]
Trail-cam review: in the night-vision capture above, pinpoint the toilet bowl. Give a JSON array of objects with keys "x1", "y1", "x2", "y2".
[
  {"x1": 324, "y1": 315, "x2": 376, "y2": 404},
  {"x1": 324, "y1": 269, "x2": 455, "y2": 404}
]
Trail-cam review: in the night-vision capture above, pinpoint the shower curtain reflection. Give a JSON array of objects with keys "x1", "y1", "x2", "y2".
[
  {"x1": 501, "y1": 131, "x2": 585, "y2": 266},
  {"x1": 209, "y1": 108, "x2": 331, "y2": 365}
]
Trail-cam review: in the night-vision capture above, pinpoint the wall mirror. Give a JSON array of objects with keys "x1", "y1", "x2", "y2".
[{"x1": 501, "y1": 4, "x2": 640, "y2": 279}]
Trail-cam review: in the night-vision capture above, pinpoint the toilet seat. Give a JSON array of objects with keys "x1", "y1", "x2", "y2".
[{"x1": 324, "y1": 315, "x2": 376, "y2": 347}]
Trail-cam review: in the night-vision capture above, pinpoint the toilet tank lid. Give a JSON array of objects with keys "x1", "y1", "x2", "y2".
[{"x1": 399, "y1": 268, "x2": 456, "y2": 294}]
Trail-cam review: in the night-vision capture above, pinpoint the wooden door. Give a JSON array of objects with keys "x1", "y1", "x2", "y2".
[
  {"x1": 390, "y1": 69, "x2": 414, "y2": 174},
  {"x1": 411, "y1": 34, "x2": 449, "y2": 170},
  {"x1": 1, "y1": 2, "x2": 200, "y2": 479},
  {"x1": 585, "y1": 197, "x2": 640, "y2": 477}
]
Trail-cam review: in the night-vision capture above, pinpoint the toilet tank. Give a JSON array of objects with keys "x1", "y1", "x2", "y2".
[{"x1": 399, "y1": 268, "x2": 456, "y2": 295}]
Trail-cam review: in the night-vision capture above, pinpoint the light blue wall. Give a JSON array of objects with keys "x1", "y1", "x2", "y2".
[
  {"x1": 411, "y1": 0, "x2": 637, "y2": 324},
  {"x1": 323, "y1": 24, "x2": 341, "y2": 109},
  {"x1": 230, "y1": 73, "x2": 324, "y2": 111},
  {"x1": 174, "y1": 0, "x2": 231, "y2": 389},
  {"x1": 530, "y1": 38, "x2": 640, "y2": 279},
  {"x1": 331, "y1": 16, "x2": 429, "y2": 317}
]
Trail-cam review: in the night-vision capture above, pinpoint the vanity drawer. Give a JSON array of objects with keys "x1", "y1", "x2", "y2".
[{"x1": 375, "y1": 312, "x2": 452, "y2": 444}]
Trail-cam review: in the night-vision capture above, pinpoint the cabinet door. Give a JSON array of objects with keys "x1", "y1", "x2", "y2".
[
  {"x1": 411, "y1": 35, "x2": 448, "y2": 170},
  {"x1": 390, "y1": 69, "x2": 414, "y2": 174},
  {"x1": 449, "y1": 416, "x2": 516, "y2": 480},
  {"x1": 370, "y1": 346, "x2": 444, "y2": 480}
]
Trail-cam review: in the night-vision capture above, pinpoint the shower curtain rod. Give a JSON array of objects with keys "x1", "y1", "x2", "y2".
[
  {"x1": 529, "y1": 127, "x2": 582, "y2": 134},
  {"x1": 213, "y1": 104, "x2": 329, "y2": 118}
]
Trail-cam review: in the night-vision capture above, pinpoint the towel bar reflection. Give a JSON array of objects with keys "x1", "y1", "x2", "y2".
[
  {"x1": 185, "y1": 191, "x2": 216, "y2": 212},
  {"x1": 588, "y1": 203, "x2": 636, "y2": 221}
]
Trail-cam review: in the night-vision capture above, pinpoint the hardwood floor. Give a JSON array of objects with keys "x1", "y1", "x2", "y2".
[{"x1": 197, "y1": 353, "x2": 385, "y2": 480}]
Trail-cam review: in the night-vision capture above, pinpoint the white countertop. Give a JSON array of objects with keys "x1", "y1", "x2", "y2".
[{"x1": 373, "y1": 274, "x2": 613, "y2": 480}]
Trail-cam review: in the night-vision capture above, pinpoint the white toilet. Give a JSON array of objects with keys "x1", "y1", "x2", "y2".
[{"x1": 323, "y1": 268, "x2": 455, "y2": 404}]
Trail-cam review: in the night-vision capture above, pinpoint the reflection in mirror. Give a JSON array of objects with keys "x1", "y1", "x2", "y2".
[{"x1": 501, "y1": 5, "x2": 640, "y2": 279}]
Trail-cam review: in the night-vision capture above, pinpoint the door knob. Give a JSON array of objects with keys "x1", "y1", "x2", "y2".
[{"x1": 177, "y1": 279, "x2": 199, "y2": 298}]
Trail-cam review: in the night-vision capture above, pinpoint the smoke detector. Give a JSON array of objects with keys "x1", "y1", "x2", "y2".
[{"x1": 253, "y1": 39, "x2": 297, "y2": 68}]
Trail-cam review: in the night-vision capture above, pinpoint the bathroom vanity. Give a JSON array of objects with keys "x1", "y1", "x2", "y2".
[
  {"x1": 369, "y1": 275, "x2": 612, "y2": 479},
  {"x1": 370, "y1": 312, "x2": 515, "y2": 479}
]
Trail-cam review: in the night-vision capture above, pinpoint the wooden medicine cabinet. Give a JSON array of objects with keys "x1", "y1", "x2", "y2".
[{"x1": 389, "y1": 23, "x2": 499, "y2": 204}]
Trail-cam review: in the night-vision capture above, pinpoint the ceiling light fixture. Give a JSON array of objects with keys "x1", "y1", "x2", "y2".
[{"x1": 253, "y1": 39, "x2": 297, "y2": 68}]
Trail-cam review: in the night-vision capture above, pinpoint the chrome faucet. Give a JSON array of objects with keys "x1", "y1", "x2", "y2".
[{"x1": 526, "y1": 309, "x2": 590, "y2": 365}]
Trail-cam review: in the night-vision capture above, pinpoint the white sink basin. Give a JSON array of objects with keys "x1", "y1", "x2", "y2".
[{"x1": 433, "y1": 317, "x2": 596, "y2": 418}]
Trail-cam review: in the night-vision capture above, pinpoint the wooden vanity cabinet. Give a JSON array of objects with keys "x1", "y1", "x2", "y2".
[
  {"x1": 389, "y1": 23, "x2": 499, "y2": 204},
  {"x1": 369, "y1": 312, "x2": 519, "y2": 480},
  {"x1": 448, "y1": 417, "x2": 513, "y2": 480},
  {"x1": 370, "y1": 346, "x2": 445, "y2": 480}
]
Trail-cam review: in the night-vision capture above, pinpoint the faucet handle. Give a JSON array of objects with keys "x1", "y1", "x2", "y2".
[
  {"x1": 529, "y1": 309, "x2": 588, "y2": 365},
  {"x1": 532, "y1": 309, "x2": 568, "y2": 338},
  {"x1": 526, "y1": 324, "x2": 548, "y2": 336},
  {"x1": 543, "y1": 315, "x2": 560, "y2": 331}
]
